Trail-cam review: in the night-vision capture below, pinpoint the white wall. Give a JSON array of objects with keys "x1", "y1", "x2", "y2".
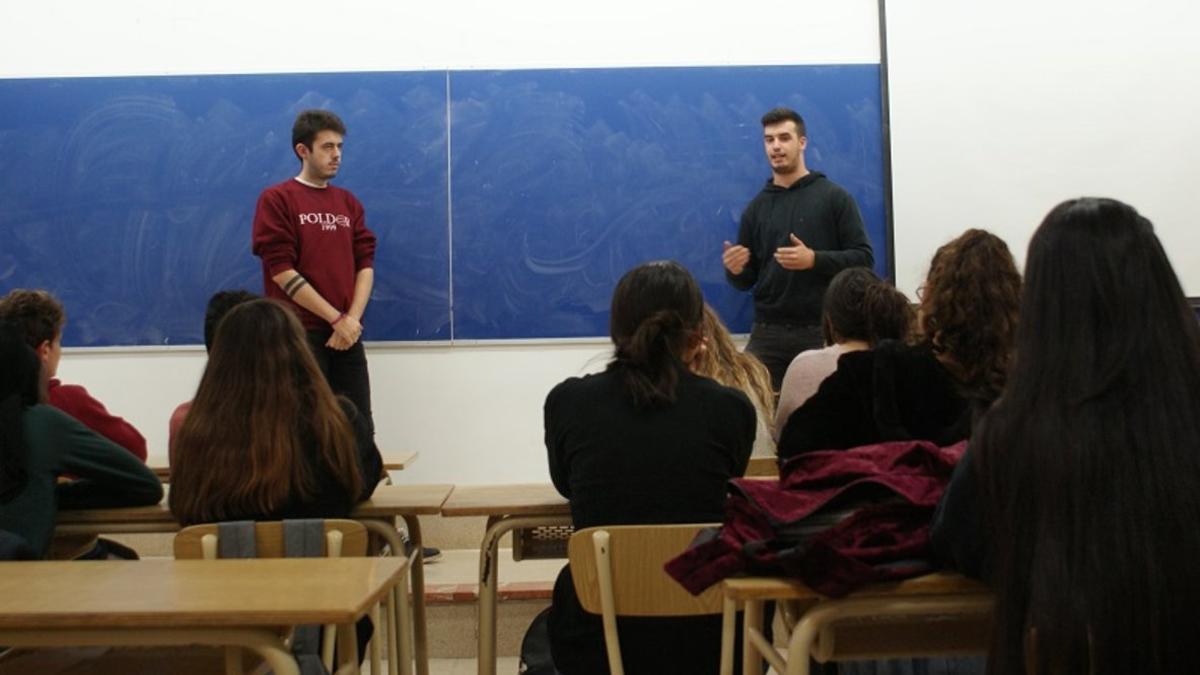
[
  {"x1": 887, "y1": 0, "x2": 1200, "y2": 295},
  {"x1": 5, "y1": 1, "x2": 878, "y2": 483},
  {"x1": 2, "y1": 1, "x2": 879, "y2": 76}
]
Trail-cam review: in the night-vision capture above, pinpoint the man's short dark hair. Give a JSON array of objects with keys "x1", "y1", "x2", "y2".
[
  {"x1": 761, "y1": 107, "x2": 806, "y2": 137},
  {"x1": 204, "y1": 290, "x2": 258, "y2": 351},
  {"x1": 0, "y1": 289, "x2": 65, "y2": 349},
  {"x1": 292, "y1": 109, "x2": 347, "y2": 160}
]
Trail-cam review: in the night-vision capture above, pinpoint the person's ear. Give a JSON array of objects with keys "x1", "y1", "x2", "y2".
[
  {"x1": 34, "y1": 339, "x2": 51, "y2": 363},
  {"x1": 295, "y1": 142, "x2": 309, "y2": 160}
]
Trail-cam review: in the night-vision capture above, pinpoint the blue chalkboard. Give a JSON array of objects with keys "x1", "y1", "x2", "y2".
[
  {"x1": 0, "y1": 65, "x2": 885, "y2": 345},
  {"x1": 450, "y1": 65, "x2": 886, "y2": 339},
  {"x1": 0, "y1": 72, "x2": 449, "y2": 346}
]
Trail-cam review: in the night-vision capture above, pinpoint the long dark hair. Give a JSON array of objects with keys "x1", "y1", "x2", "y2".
[
  {"x1": 975, "y1": 198, "x2": 1200, "y2": 674},
  {"x1": 608, "y1": 261, "x2": 704, "y2": 409},
  {"x1": 821, "y1": 267, "x2": 913, "y2": 346},
  {"x1": 169, "y1": 299, "x2": 363, "y2": 525},
  {"x1": 919, "y1": 229, "x2": 1021, "y2": 400},
  {"x1": 0, "y1": 322, "x2": 44, "y2": 503}
]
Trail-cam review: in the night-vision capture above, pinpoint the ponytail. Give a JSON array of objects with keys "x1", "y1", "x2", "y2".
[{"x1": 613, "y1": 309, "x2": 690, "y2": 409}]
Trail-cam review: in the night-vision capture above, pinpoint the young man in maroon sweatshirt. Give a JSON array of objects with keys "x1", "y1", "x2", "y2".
[
  {"x1": 0, "y1": 289, "x2": 148, "y2": 462},
  {"x1": 251, "y1": 109, "x2": 378, "y2": 435}
]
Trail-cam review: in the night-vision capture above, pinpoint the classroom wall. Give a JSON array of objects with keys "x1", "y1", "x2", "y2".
[
  {"x1": 9, "y1": 1, "x2": 1196, "y2": 483},
  {"x1": 3, "y1": 1, "x2": 878, "y2": 482},
  {"x1": 886, "y1": 0, "x2": 1200, "y2": 295}
]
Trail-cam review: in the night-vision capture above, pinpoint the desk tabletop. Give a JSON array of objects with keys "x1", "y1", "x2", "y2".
[
  {"x1": 383, "y1": 450, "x2": 419, "y2": 471},
  {"x1": 440, "y1": 483, "x2": 569, "y2": 517},
  {"x1": 150, "y1": 451, "x2": 420, "y2": 482},
  {"x1": 722, "y1": 571, "x2": 991, "y2": 602},
  {"x1": 55, "y1": 483, "x2": 456, "y2": 530},
  {"x1": 57, "y1": 496, "x2": 175, "y2": 528},
  {"x1": 0, "y1": 557, "x2": 407, "y2": 629},
  {"x1": 353, "y1": 483, "x2": 454, "y2": 517}
]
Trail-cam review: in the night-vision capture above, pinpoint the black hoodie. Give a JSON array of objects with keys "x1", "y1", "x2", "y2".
[{"x1": 726, "y1": 172, "x2": 874, "y2": 324}]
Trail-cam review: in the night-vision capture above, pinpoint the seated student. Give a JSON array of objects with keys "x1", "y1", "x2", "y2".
[
  {"x1": 169, "y1": 299, "x2": 382, "y2": 526},
  {"x1": 167, "y1": 289, "x2": 258, "y2": 466},
  {"x1": 777, "y1": 229, "x2": 1021, "y2": 460},
  {"x1": 0, "y1": 323, "x2": 163, "y2": 557},
  {"x1": 774, "y1": 267, "x2": 913, "y2": 438},
  {"x1": 0, "y1": 289, "x2": 147, "y2": 461},
  {"x1": 545, "y1": 261, "x2": 755, "y2": 675},
  {"x1": 691, "y1": 304, "x2": 777, "y2": 456},
  {"x1": 932, "y1": 198, "x2": 1200, "y2": 674}
]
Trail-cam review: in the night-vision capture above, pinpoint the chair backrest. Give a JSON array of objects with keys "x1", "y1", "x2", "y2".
[
  {"x1": 568, "y1": 524, "x2": 723, "y2": 618},
  {"x1": 744, "y1": 456, "x2": 780, "y2": 477},
  {"x1": 173, "y1": 519, "x2": 368, "y2": 559}
]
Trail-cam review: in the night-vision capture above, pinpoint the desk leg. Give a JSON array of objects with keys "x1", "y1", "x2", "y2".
[
  {"x1": 401, "y1": 515, "x2": 429, "y2": 675},
  {"x1": 743, "y1": 599, "x2": 764, "y2": 675},
  {"x1": 478, "y1": 515, "x2": 501, "y2": 675},
  {"x1": 475, "y1": 514, "x2": 573, "y2": 675},
  {"x1": 369, "y1": 602, "x2": 383, "y2": 675},
  {"x1": 360, "y1": 518, "x2": 417, "y2": 675},
  {"x1": 720, "y1": 596, "x2": 736, "y2": 675}
]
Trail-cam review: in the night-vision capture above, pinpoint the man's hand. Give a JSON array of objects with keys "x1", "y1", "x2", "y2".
[
  {"x1": 326, "y1": 332, "x2": 353, "y2": 350},
  {"x1": 774, "y1": 233, "x2": 816, "y2": 271},
  {"x1": 327, "y1": 313, "x2": 362, "y2": 350},
  {"x1": 723, "y1": 241, "x2": 751, "y2": 275}
]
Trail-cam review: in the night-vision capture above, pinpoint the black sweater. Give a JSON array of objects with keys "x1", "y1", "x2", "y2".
[
  {"x1": 777, "y1": 341, "x2": 970, "y2": 460},
  {"x1": 544, "y1": 369, "x2": 754, "y2": 675},
  {"x1": 726, "y1": 172, "x2": 874, "y2": 324}
]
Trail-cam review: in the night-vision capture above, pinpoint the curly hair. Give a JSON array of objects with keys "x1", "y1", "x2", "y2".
[
  {"x1": 918, "y1": 229, "x2": 1021, "y2": 400},
  {"x1": 0, "y1": 289, "x2": 65, "y2": 349}
]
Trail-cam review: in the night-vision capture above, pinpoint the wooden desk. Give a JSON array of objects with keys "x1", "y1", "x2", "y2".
[
  {"x1": 149, "y1": 451, "x2": 419, "y2": 482},
  {"x1": 53, "y1": 483, "x2": 455, "y2": 675},
  {"x1": 720, "y1": 572, "x2": 993, "y2": 675},
  {"x1": 440, "y1": 483, "x2": 571, "y2": 675},
  {"x1": 384, "y1": 450, "x2": 419, "y2": 472},
  {"x1": 0, "y1": 557, "x2": 407, "y2": 675}
]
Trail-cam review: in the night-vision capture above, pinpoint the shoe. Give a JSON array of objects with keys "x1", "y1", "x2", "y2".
[{"x1": 422, "y1": 546, "x2": 443, "y2": 563}]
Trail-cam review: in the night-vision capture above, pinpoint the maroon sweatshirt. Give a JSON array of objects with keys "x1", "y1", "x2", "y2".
[
  {"x1": 48, "y1": 379, "x2": 148, "y2": 462},
  {"x1": 251, "y1": 179, "x2": 377, "y2": 330}
]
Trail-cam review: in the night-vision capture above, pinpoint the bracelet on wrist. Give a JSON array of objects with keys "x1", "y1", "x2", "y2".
[{"x1": 330, "y1": 312, "x2": 347, "y2": 326}]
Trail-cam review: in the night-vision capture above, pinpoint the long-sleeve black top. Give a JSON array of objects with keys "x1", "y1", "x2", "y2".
[
  {"x1": 544, "y1": 368, "x2": 755, "y2": 675},
  {"x1": 726, "y1": 172, "x2": 874, "y2": 325}
]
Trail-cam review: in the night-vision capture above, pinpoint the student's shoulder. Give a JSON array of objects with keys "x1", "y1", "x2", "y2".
[
  {"x1": 47, "y1": 380, "x2": 96, "y2": 406},
  {"x1": 24, "y1": 402, "x2": 75, "y2": 426},
  {"x1": 687, "y1": 373, "x2": 755, "y2": 415},
  {"x1": 259, "y1": 178, "x2": 299, "y2": 198},
  {"x1": 790, "y1": 345, "x2": 841, "y2": 370},
  {"x1": 743, "y1": 183, "x2": 777, "y2": 212},
  {"x1": 23, "y1": 403, "x2": 91, "y2": 443},
  {"x1": 326, "y1": 183, "x2": 364, "y2": 207},
  {"x1": 546, "y1": 371, "x2": 614, "y2": 402}
]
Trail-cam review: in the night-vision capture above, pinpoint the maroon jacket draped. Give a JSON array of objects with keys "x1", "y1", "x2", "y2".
[{"x1": 665, "y1": 439, "x2": 966, "y2": 598}]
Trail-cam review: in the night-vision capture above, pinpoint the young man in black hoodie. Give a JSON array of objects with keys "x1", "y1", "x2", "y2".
[{"x1": 722, "y1": 107, "x2": 874, "y2": 389}]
